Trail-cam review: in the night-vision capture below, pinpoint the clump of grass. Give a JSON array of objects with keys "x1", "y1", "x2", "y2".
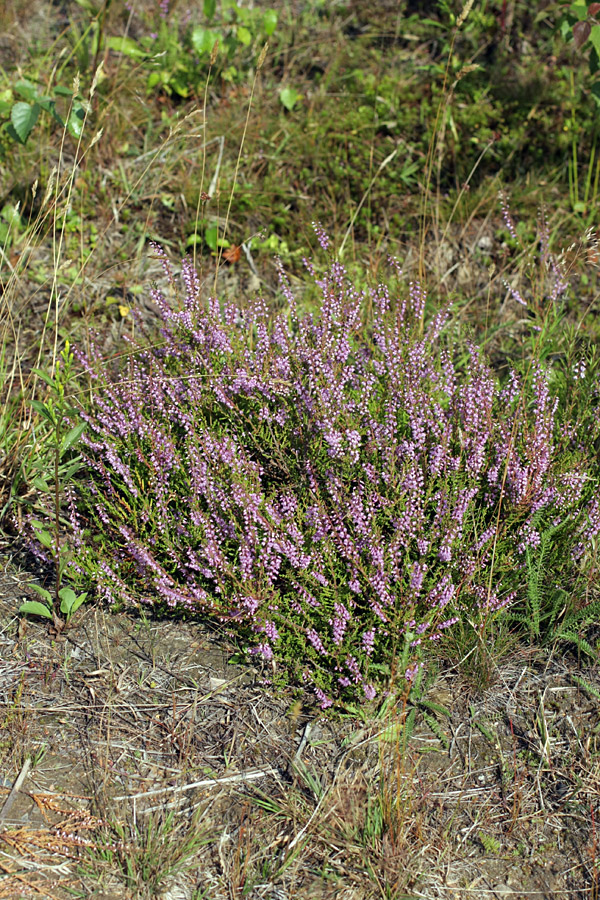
[
  {"x1": 28, "y1": 218, "x2": 596, "y2": 715},
  {"x1": 82, "y1": 800, "x2": 213, "y2": 900}
]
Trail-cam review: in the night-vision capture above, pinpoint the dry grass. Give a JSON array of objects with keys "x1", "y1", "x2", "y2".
[{"x1": 0, "y1": 558, "x2": 598, "y2": 899}]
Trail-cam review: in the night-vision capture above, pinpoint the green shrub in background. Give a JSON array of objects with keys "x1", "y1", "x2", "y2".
[{"x1": 109, "y1": 0, "x2": 278, "y2": 96}]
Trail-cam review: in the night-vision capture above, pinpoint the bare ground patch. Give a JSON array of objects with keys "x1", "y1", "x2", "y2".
[{"x1": 0, "y1": 552, "x2": 598, "y2": 900}]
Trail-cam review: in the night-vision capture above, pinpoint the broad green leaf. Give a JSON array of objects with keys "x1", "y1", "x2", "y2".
[
  {"x1": 279, "y1": 87, "x2": 300, "y2": 111},
  {"x1": 191, "y1": 26, "x2": 218, "y2": 56},
  {"x1": 54, "y1": 85, "x2": 74, "y2": 98},
  {"x1": 58, "y1": 460, "x2": 83, "y2": 480},
  {"x1": 203, "y1": 0, "x2": 216, "y2": 18},
  {"x1": 35, "y1": 529, "x2": 54, "y2": 550},
  {"x1": 14, "y1": 79, "x2": 40, "y2": 102},
  {"x1": 30, "y1": 399, "x2": 57, "y2": 426},
  {"x1": 204, "y1": 224, "x2": 218, "y2": 250},
  {"x1": 1, "y1": 204, "x2": 20, "y2": 226},
  {"x1": 71, "y1": 592, "x2": 87, "y2": 614},
  {"x1": 59, "y1": 588, "x2": 77, "y2": 613},
  {"x1": 32, "y1": 477, "x2": 51, "y2": 492},
  {"x1": 147, "y1": 71, "x2": 162, "y2": 90},
  {"x1": 19, "y1": 600, "x2": 53, "y2": 618},
  {"x1": 168, "y1": 74, "x2": 190, "y2": 98},
  {"x1": 61, "y1": 590, "x2": 87, "y2": 616},
  {"x1": 107, "y1": 35, "x2": 147, "y2": 58},
  {"x1": 11, "y1": 102, "x2": 40, "y2": 143},
  {"x1": 31, "y1": 367, "x2": 56, "y2": 387},
  {"x1": 227, "y1": 653, "x2": 246, "y2": 665},
  {"x1": 236, "y1": 25, "x2": 252, "y2": 46},
  {"x1": 204, "y1": 224, "x2": 230, "y2": 250},
  {"x1": 590, "y1": 23, "x2": 600, "y2": 55},
  {"x1": 68, "y1": 103, "x2": 86, "y2": 139},
  {"x1": 37, "y1": 96, "x2": 64, "y2": 126},
  {"x1": 36, "y1": 96, "x2": 55, "y2": 112},
  {"x1": 27, "y1": 583, "x2": 52, "y2": 602},
  {"x1": 59, "y1": 422, "x2": 86, "y2": 458},
  {"x1": 263, "y1": 9, "x2": 278, "y2": 35}
]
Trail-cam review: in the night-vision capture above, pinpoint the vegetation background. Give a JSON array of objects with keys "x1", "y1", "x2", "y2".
[{"x1": 0, "y1": 0, "x2": 599, "y2": 898}]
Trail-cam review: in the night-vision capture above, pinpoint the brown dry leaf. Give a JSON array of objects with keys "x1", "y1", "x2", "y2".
[
  {"x1": 573, "y1": 19, "x2": 591, "y2": 50},
  {"x1": 223, "y1": 244, "x2": 241, "y2": 264}
]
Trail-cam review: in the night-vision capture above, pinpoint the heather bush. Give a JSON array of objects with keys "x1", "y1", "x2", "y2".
[{"x1": 50, "y1": 230, "x2": 599, "y2": 712}]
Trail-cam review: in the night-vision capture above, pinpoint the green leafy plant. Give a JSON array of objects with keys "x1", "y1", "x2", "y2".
[
  {"x1": 18, "y1": 341, "x2": 87, "y2": 631},
  {"x1": 0, "y1": 77, "x2": 88, "y2": 145},
  {"x1": 0, "y1": 202, "x2": 23, "y2": 248},
  {"x1": 186, "y1": 220, "x2": 231, "y2": 253},
  {"x1": 478, "y1": 831, "x2": 501, "y2": 854},
  {"x1": 88, "y1": 805, "x2": 213, "y2": 897},
  {"x1": 506, "y1": 519, "x2": 600, "y2": 660},
  {"x1": 64, "y1": 0, "x2": 114, "y2": 74},
  {"x1": 20, "y1": 584, "x2": 88, "y2": 624},
  {"x1": 558, "y1": 1, "x2": 600, "y2": 106},
  {"x1": 108, "y1": 0, "x2": 278, "y2": 97},
  {"x1": 279, "y1": 85, "x2": 302, "y2": 112}
]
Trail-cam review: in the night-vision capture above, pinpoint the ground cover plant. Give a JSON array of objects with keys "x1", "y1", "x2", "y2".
[
  {"x1": 1, "y1": 0, "x2": 600, "y2": 897},
  {"x1": 28, "y1": 222, "x2": 598, "y2": 715}
]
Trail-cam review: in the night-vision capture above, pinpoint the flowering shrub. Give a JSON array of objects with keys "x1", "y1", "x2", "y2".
[{"x1": 59, "y1": 231, "x2": 598, "y2": 711}]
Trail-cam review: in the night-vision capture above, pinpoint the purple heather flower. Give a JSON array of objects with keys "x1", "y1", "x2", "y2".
[
  {"x1": 58, "y1": 238, "x2": 599, "y2": 712},
  {"x1": 438, "y1": 544, "x2": 452, "y2": 563},
  {"x1": 250, "y1": 643, "x2": 273, "y2": 661},
  {"x1": 314, "y1": 686, "x2": 333, "y2": 709},
  {"x1": 330, "y1": 602, "x2": 351, "y2": 645},
  {"x1": 410, "y1": 561, "x2": 426, "y2": 594},
  {"x1": 405, "y1": 661, "x2": 422, "y2": 684},
  {"x1": 263, "y1": 620, "x2": 279, "y2": 642},
  {"x1": 499, "y1": 191, "x2": 518, "y2": 242},
  {"x1": 312, "y1": 221, "x2": 331, "y2": 252},
  {"x1": 345, "y1": 655, "x2": 363, "y2": 684},
  {"x1": 307, "y1": 628, "x2": 327, "y2": 655},
  {"x1": 242, "y1": 595, "x2": 260, "y2": 615},
  {"x1": 362, "y1": 628, "x2": 375, "y2": 655},
  {"x1": 503, "y1": 279, "x2": 527, "y2": 308}
]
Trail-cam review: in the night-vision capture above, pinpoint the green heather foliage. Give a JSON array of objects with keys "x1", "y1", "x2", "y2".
[{"x1": 23, "y1": 223, "x2": 597, "y2": 713}]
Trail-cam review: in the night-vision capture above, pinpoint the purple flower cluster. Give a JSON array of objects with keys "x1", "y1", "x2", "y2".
[{"x1": 62, "y1": 231, "x2": 598, "y2": 711}]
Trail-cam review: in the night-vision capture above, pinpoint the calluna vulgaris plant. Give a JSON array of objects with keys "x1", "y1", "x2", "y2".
[{"x1": 27, "y1": 224, "x2": 600, "y2": 711}]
